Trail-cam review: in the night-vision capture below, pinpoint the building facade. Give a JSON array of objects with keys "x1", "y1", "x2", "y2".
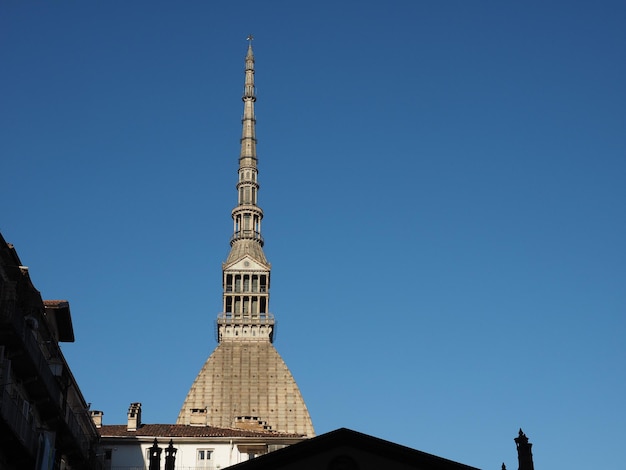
[
  {"x1": 97, "y1": 403, "x2": 305, "y2": 470},
  {"x1": 176, "y1": 37, "x2": 314, "y2": 437},
  {"x1": 0, "y1": 231, "x2": 101, "y2": 470}
]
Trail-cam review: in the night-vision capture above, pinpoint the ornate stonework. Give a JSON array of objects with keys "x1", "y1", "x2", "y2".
[{"x1": 177, "y1": 39, "x2": 314, "y2": 436}]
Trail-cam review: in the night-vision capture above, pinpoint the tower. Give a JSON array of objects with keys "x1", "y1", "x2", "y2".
[{"x1": 177, "y1": 38, "x2": 314, "y2": 436}]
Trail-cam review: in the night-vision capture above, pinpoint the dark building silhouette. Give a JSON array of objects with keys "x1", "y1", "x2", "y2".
[
  {"x1": 0, "y1": 231, "x2": 100, "y2": 469},
  {"x1": 227, "y1": 427, "x2": 480, "y2": 470},
  {"x1": 164, "y1": 439, "x2": 177, "y2": 470},
  {"x1": 514, "y1": 429, "x2": 535, "y2": 470},
  {"x1": 148, "y1": 438, "x2": 162, "y2": 470},
  {"x1": 226, "y1": 427, "x2": 537, "y2": 470}
]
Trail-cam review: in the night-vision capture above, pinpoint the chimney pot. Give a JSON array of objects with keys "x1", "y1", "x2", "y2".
[{"x1": 127, "y1": 402, "x2": 142, "y2": 431}]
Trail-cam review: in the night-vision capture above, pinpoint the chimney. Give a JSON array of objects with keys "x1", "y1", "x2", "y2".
[
  {"x1": 127, "y1": 402, "x2": 142, "y2": 431},
  {"x1": 90, "y1": 410, "x2": 103, "y2": 428},
  {"x1": 515, "y1": 429, "x2": 535, "y2": 470}
]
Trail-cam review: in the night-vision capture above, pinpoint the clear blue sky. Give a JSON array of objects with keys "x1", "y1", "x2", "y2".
[{"x1": 2, "y1": 1, "x2": 625, "y2": 469}]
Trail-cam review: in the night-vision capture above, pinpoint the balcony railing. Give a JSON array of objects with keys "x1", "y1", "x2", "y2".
[
  {"x1": 0, "y1": 383, "x2": 38, "y2": 456},
  {"x1": 0, "y1": 288, "x2": 95, "y2": 461},
  {"x1": 65, "y1": 405, "x2": 93, "y2": 457},
  {"x1": 230, "y1": 230, "x2": 264, "y2": 245},
  {"x1": 217, "y1": 312, "x2": 274, "y2": 325},
  {"x1": 0, "y1": 304, "x2": 63, "y2": 410}
]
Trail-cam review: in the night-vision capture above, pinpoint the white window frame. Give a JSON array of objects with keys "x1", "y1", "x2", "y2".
[{"x1": 196, "y1": 448, "x2": 214, "y2": 468}]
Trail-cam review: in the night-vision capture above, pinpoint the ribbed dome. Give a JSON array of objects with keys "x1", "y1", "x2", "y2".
[
  {"x1": 177, "y1": 341, "x2": 314, "y2": 436},
  {"x1": 225, "y1": 239, "x2": 269, "y2": 266}
]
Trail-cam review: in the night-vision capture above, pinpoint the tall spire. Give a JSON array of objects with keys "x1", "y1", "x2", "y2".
[
  {"x1": 177, "y1": 39, "x2": 314, "y2": 436},
  {"x1": 230, "y1": 34, "x2": 264, "y2": 251},
  {"x1": 219, "y1": 36, "x2": 273, "y2": 342},
  {"x1": 239, "y1": 35, "x2": 258, "y2": 164}
]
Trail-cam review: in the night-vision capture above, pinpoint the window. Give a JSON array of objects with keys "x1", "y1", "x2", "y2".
[
  {"x1": 197, "y1": 449, "x2": 213, "y2": 468},
  {"x1": 197, "y1": 449, "x2": 212, "y2": 460}
]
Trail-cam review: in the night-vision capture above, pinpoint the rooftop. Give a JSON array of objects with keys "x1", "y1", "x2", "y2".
[{"x1": 99, "y1": 424, "x2": 303, "y2": 439}]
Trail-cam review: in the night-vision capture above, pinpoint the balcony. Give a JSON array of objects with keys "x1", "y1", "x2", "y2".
[
  {"x1": 0, "y1": 296, "x2": 96, "y2": 461},
  {"x1": 0, "y1": 306, "x2": 63, "y2": 412},
  {"x1": 217, "y1": 312, "x2": 274, "y2": 325},
  {"x1": 0, "y1": 382, "x2": 38, "y2": 457},
  {"x1": 230, "y1": 230, "x2": 264, "y2": 246},
  {"x1": 63, "y1": 404, "x2": 93, "y2": 457}
]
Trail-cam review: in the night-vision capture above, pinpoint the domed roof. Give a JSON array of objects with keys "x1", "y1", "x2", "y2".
[
  {"x1": 177, "y1": 341, "x2": 314, "y2": 437},
  {"x1": 225, "y1": 239, "x2": 269, "y2": 267}
]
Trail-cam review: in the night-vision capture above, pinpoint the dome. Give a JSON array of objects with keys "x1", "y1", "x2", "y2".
[{"x1": 177, "y1": 341, "x2": 314, "y2": 436}]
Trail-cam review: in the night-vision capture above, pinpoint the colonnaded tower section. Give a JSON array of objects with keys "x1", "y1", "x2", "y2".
[{"x1": 177, "y1": 38, "x2": 314, "y2": 437}]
